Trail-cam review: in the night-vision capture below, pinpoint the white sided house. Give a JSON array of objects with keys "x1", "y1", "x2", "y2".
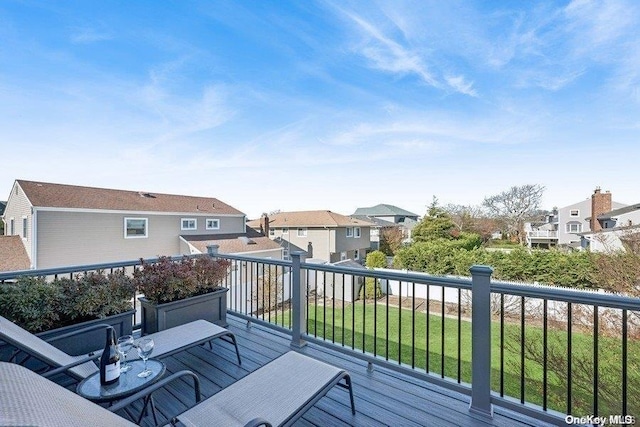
[{"x1": 1, "y1": 180, "x2": 281, "y2": 270}]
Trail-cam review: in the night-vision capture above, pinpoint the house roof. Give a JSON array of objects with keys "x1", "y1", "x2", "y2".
[
  {"x1": 182, "y1": 228, "x2": 282, "y2": 255},
  {"x1": 350, "y1": 215, "x2": 398, "y2": 228},
  {"x1": 247, "y1": 210, "x2": 375, "y2": 228},
  {"x1": 352, "y1": 204, "x2": 418, "y2": 218},
  {"x1": 597, "y1": 203, "x2": 640, "y2": 220},
  {"x1": 0, "y1": 236, "x2": 30, "y2": 272},
  {"x1": 14, "y1": 180, "x2": 244, "y2": 216}
]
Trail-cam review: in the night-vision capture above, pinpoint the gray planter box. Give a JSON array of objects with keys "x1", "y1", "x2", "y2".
[
  {"x1": 36, "y1": 310, "x2": 135, "y2": 356},
  {"x1": 139, "y1": 287, "x2": 229, "y2": 335}
]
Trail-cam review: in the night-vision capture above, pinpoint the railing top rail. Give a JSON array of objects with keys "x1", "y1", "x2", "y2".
[
  {"x1": 492, "y1": 280, "x2": 640, "y2": 311},
  {"x1": 0, "y1": 254, "x2": 201, "y2": 281},
  {"x1": 301, "y1": 261, "x2": 473, "y2": 289}
]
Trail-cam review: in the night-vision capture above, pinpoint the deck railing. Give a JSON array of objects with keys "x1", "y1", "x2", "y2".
[
  {"x1": 527, "y1": 230, "x2": 559, "y2": 238},
  {"x1": 2, "y1": 252, "x2": 639, "y2": 424}
]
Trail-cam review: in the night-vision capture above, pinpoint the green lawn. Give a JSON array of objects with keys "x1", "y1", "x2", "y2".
[{"x1": 275, "y1": 301, "x2": 640, "y2": 417}]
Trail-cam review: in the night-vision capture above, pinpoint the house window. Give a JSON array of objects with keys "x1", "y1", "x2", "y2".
[
  {"x1": 283, "y1": 249, "x2": 290, "y2": 260},
  {"x1": 282, "y1": 228, "x2": 289, "y2": 234},
  {"x1": 565, "y1": 222, "x2": 582, "y2": 233},
  {"x1": 125, "y1": 218, "x2": 148, "y2": 238},
  {"x1": 181, "y1": 218, "x2": 197, "y2": 230},
  {"x1": 354, "y1": 249, "x2": 359, "y2": 260},
  {"x1": 340, "y1": 251, "x2": 347, "y2": 261},
  {"x1": 22, "y1": 217, "x2": 27, "y2": 239},
  {"x1": 206, "y1": 219, "x2": 220, "y2": 230},
  {"x1": 269, "y1": 229, "x2": 275, "y2": 236},
  {"x1": 570, "y1": 209, "x2": 579, "y2": 217},
  {"x1": 297, "y1": 228, "x2": 307, "y2": 237},
  {"x1": 346, "y1": 227, "x2": 353, "y2": 237},
  {"x1": 354, "y1": 227, "x2": 361, "y2": 238},
  {"x1": 10, "y1": 218, "x2": 14, "y2": 235}
]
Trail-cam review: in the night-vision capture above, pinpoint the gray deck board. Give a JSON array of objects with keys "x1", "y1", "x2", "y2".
[{"x1": 112, "y1": 314, "x2": 555, "y2": 427}]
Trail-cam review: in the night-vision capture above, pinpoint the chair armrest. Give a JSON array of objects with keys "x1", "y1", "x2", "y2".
[
  {"x1": 41, "y1": 353, "x2": 101, "y2": 378},
  {"x1": 244, "y1": 418, "x2": 273, "y2": 427},
  {"x1": 108, "y1": 370, "x2": 201, "y2": 414},
  {"x1": 42, "y1": 323, "x2": 112, "y2": 344}
]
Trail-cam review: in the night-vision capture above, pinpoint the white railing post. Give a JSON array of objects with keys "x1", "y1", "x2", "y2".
[
  {"x1": 290, "y1": 251, "x2": 307, "y2": 348},
  {"x1": 469, "y1": 265, "x2": 494, "y2": 419}
]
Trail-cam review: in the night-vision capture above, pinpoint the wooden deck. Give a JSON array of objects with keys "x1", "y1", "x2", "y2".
[{"x1": 115, "y1": 314, "x2": 554, "y2": 427}]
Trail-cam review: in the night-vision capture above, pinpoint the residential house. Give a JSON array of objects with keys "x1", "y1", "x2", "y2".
[
  {"x1": 349, "y1": 215, "x2": 398, "y2": 251},
  {"x1": 579, "y1": 202, "x2": 640, "y2": 252},
  {"x1": 1, "y1": 179, "x2": 281, "y2": 270},
  {"x1": 247, "y1": 210, "x2": 374, "y2": 263},
  {"x1": 352, "y1": 204, "x2": 419, "y2": 244},
  {"x1": 526, "y1": 188, "x2": 627, "y2": 248}
]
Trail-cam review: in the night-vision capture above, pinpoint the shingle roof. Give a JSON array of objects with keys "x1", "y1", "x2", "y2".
[
  {"x1": 350, "y1": 215, "x2": 398, "y2": 227},
  {"x1": 0, "y1": 236, "x2": 30, "y2": 272},
  {"x1": 182, "y1": 228, "x2": 283, "y2": 255},
  {"x1": 247, "y1": 210, "x2": 374, "y2": 228},
  {"x1": 16, "y1": 180, "x2": 243, "y2": 215},
  {"x1": 352, "y1": 204, "x2": 418, "y2": 218}
]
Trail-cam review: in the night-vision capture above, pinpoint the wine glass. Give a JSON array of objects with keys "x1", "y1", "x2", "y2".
[
  {"x1": 117, "y1": 335, "x2": 134, "y2": 373},
  {"x1": 136, "y1": 338, "x2": 154, "y2": 378}
]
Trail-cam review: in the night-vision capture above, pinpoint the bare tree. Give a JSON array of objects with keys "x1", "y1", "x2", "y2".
[
  {"x1": 443, "y1": 203, "x2": 497, "y2": 242},
  {"x1": 482, "y1": 184, "x2": 545, "y2": 244},
  {"x1": 379, "y1": 227, "x2": 404, "y2": 255}
]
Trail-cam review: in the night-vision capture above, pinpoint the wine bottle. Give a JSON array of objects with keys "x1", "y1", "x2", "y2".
[{"x1": 99, "y1": 326, "x2": 120, "y2": 385}]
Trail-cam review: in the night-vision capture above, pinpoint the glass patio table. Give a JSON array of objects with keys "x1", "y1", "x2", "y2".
[{"x1": 76, "y1": 359, "x2": 165, "y2": 424}]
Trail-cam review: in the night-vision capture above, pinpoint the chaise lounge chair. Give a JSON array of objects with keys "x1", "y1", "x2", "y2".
[
  {"x1": 165, "y1": 351, "x2": 356, "y2": 427},
  {"x1": 1, "y1": 351, "x2": 356, "y2": 427},
  {"x1": 0, "y1": 316, "x2": 242, "y2": 381}
]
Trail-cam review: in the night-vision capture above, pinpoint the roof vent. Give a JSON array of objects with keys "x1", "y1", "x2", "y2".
[
  {"x1": 138, "y1": 192, "x2": 156, "y2": 198},
  {"x1": 238, "y1": 236, "x2": 256, "y2": 245}
]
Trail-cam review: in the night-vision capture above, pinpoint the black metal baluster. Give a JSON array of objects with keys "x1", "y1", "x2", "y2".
[
  {"x1": 426, "y1": 283, "x2": 430, "y2": 373},
  {"x1": 593, "y1": 306, "x2": 599, "y2": 416},
  {"x1": 622, "y1": 309, "x2": 628, "y2": 416},
  {"x1": 520, "y1": 296, "x2": 525, "y2": 404},
  {"x1": 500, "y1": 293, "x2": 505, "y2": 397},
  {"x1": 441, "y1": 286, "x2": 445, "y2": 378},
  {"x1": 374, "y1": 277, "x2": 378, "y2": 357},
  {"x1": 385, "y1": 286, "x2": 389, "y2": 360},
  {"x1": 543, "y1": 299, "x2": 548, "y2": 410},
  {"x1": 457, "y1": 288, "x2": 461, "y2": 383},
  {"x1": 567, "y1": 302, "x2": 573, "y2": 415},
  {"x1": 412, "y1": 282, "x2": 416, "y2": 369}
]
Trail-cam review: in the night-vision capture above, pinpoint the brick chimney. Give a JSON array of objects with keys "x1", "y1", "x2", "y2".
[
  {"x1": 261, "y1": 214, "x2": 270, "y2": 236},
  {"x1": 590, "y1": 187, "x2": 612, "y2": 232}
]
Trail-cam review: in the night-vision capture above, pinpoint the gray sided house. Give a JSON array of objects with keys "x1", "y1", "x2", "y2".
[
  {"x1": 526, "y1": 188, "x2": 627, "y2": 248},
  {"x1": 248, "y1": 210, "x2": 374, "y2": 263},
  {"x1": 580, "y1": 202, "x2": 640, "y2": 252},
  {"x1": 1, "y1": 179, "x2": 281, "y2": 270},
  {"x1": 352, "y1": 203, "x2": 419, "y2": 244}
]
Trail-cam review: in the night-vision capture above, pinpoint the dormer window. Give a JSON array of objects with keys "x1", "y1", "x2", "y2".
[
  {"x1": 206, "y1": 219, "x2": 220, "y2": 230},
  {"x1": 181, "y1": 218, "x2": 197, "y2": 230}
]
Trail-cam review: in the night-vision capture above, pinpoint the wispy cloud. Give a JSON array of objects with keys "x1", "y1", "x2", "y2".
[
  {"x1": 69, "y1": 26, "x2": 113, "y2": 44},
  {"x1": 330, "y1": 4, "x2": 477, "y2": 96}
]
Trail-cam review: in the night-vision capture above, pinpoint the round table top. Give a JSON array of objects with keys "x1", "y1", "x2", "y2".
[{"x1": 76, "y1": 359, "x2": 166, "y2": 403}]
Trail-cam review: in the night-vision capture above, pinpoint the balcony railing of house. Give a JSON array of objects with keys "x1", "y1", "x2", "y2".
[
  {"x1": 1, "y1": 252, "x2": 639, "y2": 424},
  {"x1": 527, "y1": 230, "x2": 559, "y2": 239}
]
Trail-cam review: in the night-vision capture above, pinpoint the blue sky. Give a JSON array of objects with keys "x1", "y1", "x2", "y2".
[{"x1": 1, "y1": 0, "x2": 639, "y2": 218}]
